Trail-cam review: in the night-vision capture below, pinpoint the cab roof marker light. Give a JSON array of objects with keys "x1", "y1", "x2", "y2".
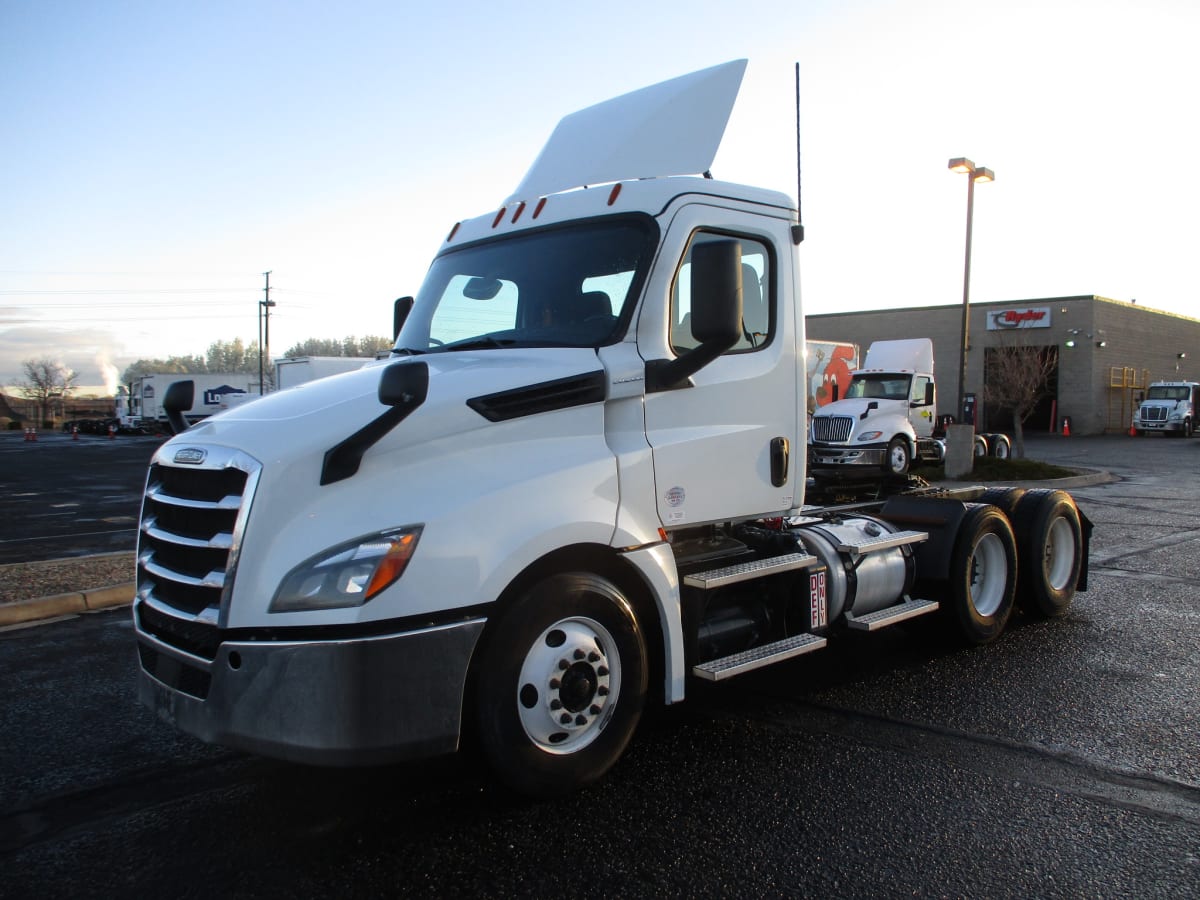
[
  {"x1": 533, "y1": 197, "x2": 547, "y2": 219},
  {"x1": 608, "y1": 183, "x2": 622, "y2": 205},
  {"x1": 446, "y1": 222, "x2": 461, "y2": 242},
  {"x1": 511, "y1": 201, "x2": 526, "y2": 223},
  {"x1": 491, "y1": 207, "x2": 507, "y2": 228}
]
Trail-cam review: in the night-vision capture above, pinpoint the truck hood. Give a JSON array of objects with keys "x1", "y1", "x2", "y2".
[
  {"x1": 165, "y1": 348, "x2": 604, "y2": 464},
  {"x1": 813, "y1": 396, "x2": 907, "y2": 423}
]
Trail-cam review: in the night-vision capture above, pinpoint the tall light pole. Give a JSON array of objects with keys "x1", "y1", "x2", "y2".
[{"x1": 948, "y1": 158, "x2": 994, "y2": 426}]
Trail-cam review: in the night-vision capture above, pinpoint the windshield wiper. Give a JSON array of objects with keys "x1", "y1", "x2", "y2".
[
  {"x1": 390, "y1": 347, "x2": 427, "y2": 356},
  {"x1": 436, "y1": 336, "x2": 515, "y2": 352}
]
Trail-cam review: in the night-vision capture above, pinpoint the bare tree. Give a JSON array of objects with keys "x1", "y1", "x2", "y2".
[
  {"x1": 15, "y1": 358, "x2": 79, "y2": 427},
  {"x1": 982, "y1": 335, "x2": 1058, "y2": 457}
]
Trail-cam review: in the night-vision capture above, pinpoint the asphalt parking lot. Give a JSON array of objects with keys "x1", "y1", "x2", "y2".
[
  {"x1": 1, "y1": 429, "x2": 1198, "y2": 897},
  {"x1": 0, "y1": 429, "x2": 162, "y2": 564}
]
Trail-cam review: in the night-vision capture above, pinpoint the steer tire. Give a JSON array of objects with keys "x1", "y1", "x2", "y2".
[
  {"x1": 1007, "y1": 489, "x2": 1083, "y2": 618},
  {"x1": 474, "y1": 573, "x2": 647, "y2": 797},
  {"x1": 939, "y1": 504, "x2": 1017, "y2": 645},
  {"x1": 883, "y1": 437, "x2": 912, "y2": 477}
]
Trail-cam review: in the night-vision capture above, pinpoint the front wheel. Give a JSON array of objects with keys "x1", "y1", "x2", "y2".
[
  {"x1": 474, "y1": 573, "x2": 647, "y2": 797},
  {"x1": 883, "y1": 437, "x2": 911, "y2": 476}
]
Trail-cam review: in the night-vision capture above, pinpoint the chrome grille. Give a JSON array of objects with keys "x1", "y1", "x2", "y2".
[
  {"x1": 137, "y1": 447, "x2": 261, "y2": 617},
  {"x1": 1142, "y1": 407, "x2": 1167, "y2": 422},
  {"x1": 812, "y1": 415, "x2": 854, "y2": 443}
]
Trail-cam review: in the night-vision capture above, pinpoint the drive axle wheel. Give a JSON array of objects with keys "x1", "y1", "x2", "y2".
[
  {"x1": 1008, "y1": 489, "x2": 1083, "y2": 618},
  {"x1": 475, "y1": 573, "x2": 647, "y2": 797},
  {"x1": 940, "y1": 504, "x2": 1017, "y2": 644}
]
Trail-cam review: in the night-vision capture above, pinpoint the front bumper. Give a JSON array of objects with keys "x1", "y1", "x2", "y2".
[
  {"x1": 135, "y1": 599, "x2": 486, "y2": 765},
  {"x1": 1134, "y1": 419, "x2": 1184, "y2": 432},
  {"x1": 809, "y1": 443, "x2": 886, "y2": 467}
]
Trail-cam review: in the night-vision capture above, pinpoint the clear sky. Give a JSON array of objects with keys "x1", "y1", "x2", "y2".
[{"x1": 2, "y1": 0, "x2": 1197, "y2": 392}]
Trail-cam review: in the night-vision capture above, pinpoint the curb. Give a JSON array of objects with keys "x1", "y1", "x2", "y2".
[
  {"x1": 928, "y1": 466, "x2": 1117, "y2": 492},
  {"x1": 0, "y1": 582, "x2": 134, "y2": 628}
]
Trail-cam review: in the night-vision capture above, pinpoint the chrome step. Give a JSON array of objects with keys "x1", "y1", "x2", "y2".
[
  {"x1": 836, "y1": 529, "x2": 928, "y2": 556},
  {"x1": 692, "y1": 632, "x2": 827, "y2": 681},
  {"x1": 683, "y1": 552, "x2": 817, "y2": 590},
  {"x1": 845, "y1": 597, "x2": 939, "y2": 632}
]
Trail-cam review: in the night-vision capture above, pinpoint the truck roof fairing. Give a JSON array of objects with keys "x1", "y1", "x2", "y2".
[{"x1": 506, "y1": 59, "x2": 747, "y2": 205}]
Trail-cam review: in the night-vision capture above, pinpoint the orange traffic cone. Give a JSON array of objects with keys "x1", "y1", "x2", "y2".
[
  {"x1": 1062, "y1": 417, "x2": 1071, "y2": 437},
  {"x1": 23, "y1": 427, "x2": 30, "y2": 442},
  {"x1": 1128, "y1": 424, "x2": 1136, "y2": 437},
  {"x1": 72, "y1": 425, "x2": 79, "y2": 441}
]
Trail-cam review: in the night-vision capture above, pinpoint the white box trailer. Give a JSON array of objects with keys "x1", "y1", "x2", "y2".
[
  {"x1": 274, "y1": 356, "x2": 373, "y2": 391},
  {"x1": 129, "y1": 373, "x2": 258, "y2": 426}
]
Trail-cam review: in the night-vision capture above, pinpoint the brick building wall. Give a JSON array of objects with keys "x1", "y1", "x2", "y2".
[{"x1": 806, "y1": 295, "x2": 1200, "y2": 436}]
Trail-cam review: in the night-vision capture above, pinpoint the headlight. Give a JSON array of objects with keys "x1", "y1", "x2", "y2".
[
  {"x1": 857, "y1": 431, "x2": 883, "y2": 441},
  {"x1": 270, "y1": 526, "x2": 423, "y2": 612},
  {"x1": 1169, "y1": 411, "x2": 1182, "y2": 420}
]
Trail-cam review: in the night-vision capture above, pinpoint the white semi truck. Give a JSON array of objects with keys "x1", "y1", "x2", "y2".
[
  {"x1": 810, "y1": 338, "x2": 1011, "y2": 478},
  {"x1": 1131, "y1": 381, "x2": 1197, "y2": 437},
  {"x1": 133, "y1": 61, "x2": 1091, "y2": 796}
]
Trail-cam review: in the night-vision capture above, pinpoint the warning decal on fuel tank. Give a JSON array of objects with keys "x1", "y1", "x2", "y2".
[{"x1": 809, "y1": 571, "x2": 827, "y2": 628}]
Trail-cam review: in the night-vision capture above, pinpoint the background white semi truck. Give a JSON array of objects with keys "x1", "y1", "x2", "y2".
[
  {"x1": 274, "y1": 356, "x2": 376, "y2": 391},
  {"x1": 1131, "y1": 381, "x2": 1198, "y2": 437},
  {"x1": 134, "y1": 61, "x2": 1090, "y2": 796},
  {"x1": 810, "y1": 338, "x2": 1011, "y2": 478}
]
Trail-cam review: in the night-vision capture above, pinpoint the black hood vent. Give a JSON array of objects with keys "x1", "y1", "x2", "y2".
[{"x1": 467, "y1": 371, "x2": 606, "y2": 422}]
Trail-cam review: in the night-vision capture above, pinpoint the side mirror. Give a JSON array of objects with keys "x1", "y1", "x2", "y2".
[
  {"x1": 162, "y1": 380, "x2": 194, "y2": 435},
  {"x1": 925, "y1": 382, "x2": 935, "y2": 406},
  {"x1": 393, "y1": 296, "x2": 414, "y2": 340},
  {"x1": 646, "y1": 239, "x2": 743, "y2": 392}
]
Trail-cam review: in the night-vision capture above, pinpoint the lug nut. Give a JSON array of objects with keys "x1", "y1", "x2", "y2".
[
  {"x1": 575, "y1": 715, "x2": 587, "y2": 726},
  {"x1": 590, "y1": 705, "x2": 601, "y2": 715},
  {"x1": 574, "y1": 649, "x2": 586, "y2": 660},
  {"x1": 550, "y1": 699, "x2": 562, "y2": 710},
  {"x1": 560, "y1": 713, "x2": 572, "y2": 725}
]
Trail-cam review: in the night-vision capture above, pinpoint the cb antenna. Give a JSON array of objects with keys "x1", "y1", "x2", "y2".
[{"x1": 793, "y1": 62, "x2": 805, "y2": 245}]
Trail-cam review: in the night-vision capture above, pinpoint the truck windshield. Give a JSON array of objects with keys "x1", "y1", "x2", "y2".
[
  {"x1": 1146, "y1": 386, "x2": 1190, "y2": 401},
  {"x1": 846, "y1": 374, "x2": 912, "y2": 401},
  {"x1": 395, "y1": 217, "x2": 656, "y2": 354}
]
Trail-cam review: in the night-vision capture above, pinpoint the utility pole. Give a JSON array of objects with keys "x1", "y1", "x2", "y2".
[{"x1": 259, "y1": 271, "x2": 275, "y2": 395}]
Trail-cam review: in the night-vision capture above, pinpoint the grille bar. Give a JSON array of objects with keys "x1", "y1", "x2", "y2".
[{"x1": 142, "y1": 518, "x2": 235, "y2": 550}]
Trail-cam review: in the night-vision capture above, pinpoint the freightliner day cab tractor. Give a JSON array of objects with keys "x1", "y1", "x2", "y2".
[{"x1": 134, "y1": 61, "x2": 1091, "y2": 796}]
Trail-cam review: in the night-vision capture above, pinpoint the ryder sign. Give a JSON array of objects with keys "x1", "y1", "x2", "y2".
[{"x1": 987, "y1": 307, "x2": 1052, "y2": 330}]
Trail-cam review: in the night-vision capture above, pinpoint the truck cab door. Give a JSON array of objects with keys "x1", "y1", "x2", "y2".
[
  {"x1": 909, "y1": 375, "x2": 935, "y2": 437},
  {"x1": 640, "y1": 205, "x2": 799, "y2": 527}
]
